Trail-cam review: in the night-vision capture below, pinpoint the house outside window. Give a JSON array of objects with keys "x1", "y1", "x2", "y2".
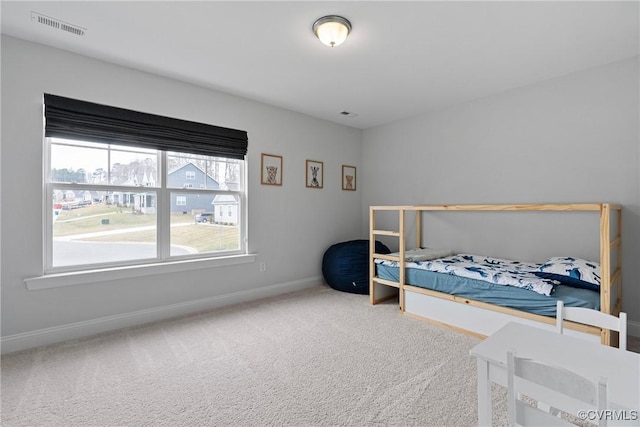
[
  {"x1": 212, "y1": 194, "x2": 239, "y2": 225},
  {"x1": 185, "y1": 171, "x2": 196, "y2": 180}
]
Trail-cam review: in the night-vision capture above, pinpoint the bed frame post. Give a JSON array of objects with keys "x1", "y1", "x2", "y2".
[
  {"x1": 616, "y1": 208, "x2": 622, "y2": 313},
  {"x1": 399, "y1": 208, "x2": 406, "y2": 311},
  {"x1": 416, "y1": 210, "x2": 422, "y2": 249},
  {"x1": 369, "y1": 207, "x2": 378, "y2": 305},
  {"x1": 599, "y1": 203, "x2": 611, "y2": 345},
  {"x1": 599, "y1": 204, "x2": 623, "y2": 347}
]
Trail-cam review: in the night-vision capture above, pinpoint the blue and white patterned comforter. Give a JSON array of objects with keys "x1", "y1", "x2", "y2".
[{"x1": 375, "y1": 254, "x2": 557, "y2": 296}]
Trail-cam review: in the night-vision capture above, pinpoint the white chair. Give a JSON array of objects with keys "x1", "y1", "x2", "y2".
[
  {"x1": 556, "y1": 300, "x2": 627, "y2": 350},
  {"x1": 507, "y1": 351, "x2": 608, "y2": 427}
]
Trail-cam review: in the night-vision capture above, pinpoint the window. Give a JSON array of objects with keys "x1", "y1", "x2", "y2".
[
  {"x1": 47, "y1": 139, "x2": 246, "y2": 270},
  {"x1": 44, "y1": 94, "x2": 248, "y2": 273}
]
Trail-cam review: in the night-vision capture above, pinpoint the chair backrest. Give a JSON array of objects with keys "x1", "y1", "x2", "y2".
[
  {"x1": 507, "y1": 351, "x2": 608, "y2": 427},
  {"x1": 556, "y1": 300, "x2": 627, "y2": 350}
]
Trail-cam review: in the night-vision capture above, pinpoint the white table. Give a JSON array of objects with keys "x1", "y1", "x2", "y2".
[{"x1": 470, "y1": 322, "x2": 640, "y2": 426}]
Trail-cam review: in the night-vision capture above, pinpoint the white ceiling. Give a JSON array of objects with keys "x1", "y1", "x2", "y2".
[{"x1": 1, "y1": 1, "x2": 638, "y2": 129}]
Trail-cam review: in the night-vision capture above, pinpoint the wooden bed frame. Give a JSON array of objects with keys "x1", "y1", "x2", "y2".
[{"x1": 369, "y1": 204, "x2": 623, "y2": 346}]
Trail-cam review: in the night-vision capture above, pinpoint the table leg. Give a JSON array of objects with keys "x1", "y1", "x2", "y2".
[{"x1": 476, "y1": 358, "x2": 492, "y2": 426}]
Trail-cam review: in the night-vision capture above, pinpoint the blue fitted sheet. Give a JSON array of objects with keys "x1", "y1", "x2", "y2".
[{"x1": 376, "y1": 263, "x2": 600, "y2": 317}]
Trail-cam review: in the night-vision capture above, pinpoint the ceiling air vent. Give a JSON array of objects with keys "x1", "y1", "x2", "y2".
[{"x1": 31, "y1": 11, "x2": 86, "y2": 37}]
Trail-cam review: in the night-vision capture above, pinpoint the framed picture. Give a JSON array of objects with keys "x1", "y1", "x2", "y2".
[
  {"x1": 305, "y1": 160, "x2": 323, "y2": 189},
  {"x1": 261, "y1": 153, "x2": 283, "y2": 186},
  {"x1": 342, "y1": 165, "x2": 356, "y2": 191}
]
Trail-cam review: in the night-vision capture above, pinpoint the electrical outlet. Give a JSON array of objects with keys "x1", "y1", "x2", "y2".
[{"x1": 259, "y1": 262, "x2": 267, "y2": 272}]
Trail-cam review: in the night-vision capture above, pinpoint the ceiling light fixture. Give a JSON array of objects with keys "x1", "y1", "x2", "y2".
[{"x1": 312, "y1": 15, "x2": 351, "y2": 48}]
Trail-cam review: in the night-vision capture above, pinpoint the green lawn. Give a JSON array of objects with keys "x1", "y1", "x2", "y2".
[
  {"x1": 78, "y1": 223, "x2": 239, "y2": 253},
  {"x1": 172, "y1": 224, "x2": 239, "y2": 252},
  {"x1": 56, "y1": 203, "x2": 239, "y2": 252},
  {"x1": 54, "y1": 204, "x2": 191, "y2": 236},
  {"x1": 54, "y1": 205, "x2": 154, "y2": 236}
]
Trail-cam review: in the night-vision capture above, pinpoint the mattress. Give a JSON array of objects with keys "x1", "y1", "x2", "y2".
[{"x1": 375, "y1": 263, "x2": 600, "y2": 316}]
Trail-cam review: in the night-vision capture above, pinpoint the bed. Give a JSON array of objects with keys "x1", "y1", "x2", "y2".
[{"x1": 369, "y1": 204, "x2": 623, "y2": 346}]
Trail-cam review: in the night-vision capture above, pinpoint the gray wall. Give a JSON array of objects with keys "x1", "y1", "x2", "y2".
[
  {"x1": 362, "y1": 57, "x2": 640, "y2": 328},
  {"x1": 0, "y1": 36, "x2": 363, "y2": 348}
]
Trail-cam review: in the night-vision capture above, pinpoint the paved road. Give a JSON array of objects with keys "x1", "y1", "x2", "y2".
[
  {"x1": 53, "y1": 241, "x2": 193, "y2": 267},
  {"x1": 52, "y1": 223, "x2": 196, "y2": 266}
]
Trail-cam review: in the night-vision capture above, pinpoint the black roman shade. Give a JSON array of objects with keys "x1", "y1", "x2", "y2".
[{"x1": 44, "y1": 94, "x2": 248, "y2": 159}]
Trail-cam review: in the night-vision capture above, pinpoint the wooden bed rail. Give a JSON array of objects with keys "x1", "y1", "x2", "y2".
[
  {"x1": 370, "y1": 203, "x2": 622, "y2": 211},
  {"x1": 369, "y1": 203, "x2": 622, "y2": 346}
]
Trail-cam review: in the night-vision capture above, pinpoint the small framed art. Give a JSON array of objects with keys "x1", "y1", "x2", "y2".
[
  {"x1": 342, "y1": 165, "x2": 356, "y2": 191},
  {"x1": 261, "y1": 153, "x2": 283, "y2": 186},
  {"x1": 305, "y1": 160, "x2": 323, "y2": 189}
]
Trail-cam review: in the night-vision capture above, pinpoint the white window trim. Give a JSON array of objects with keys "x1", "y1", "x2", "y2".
[
  {"x1": 44, "y1": 139, "x2": 248, "y2": 275},
  {"x1": 25, "y1": 254, "x2": 257, "y2": 291}
]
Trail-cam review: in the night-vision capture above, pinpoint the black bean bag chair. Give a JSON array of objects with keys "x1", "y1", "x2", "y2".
[{"x1": 322, "y1": 239, "x2": 391, "y2": 294}]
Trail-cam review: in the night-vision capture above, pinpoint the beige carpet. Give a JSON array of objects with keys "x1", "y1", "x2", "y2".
[{"x1": 2, "y1": 285, "x2": 511, "y2": 426}]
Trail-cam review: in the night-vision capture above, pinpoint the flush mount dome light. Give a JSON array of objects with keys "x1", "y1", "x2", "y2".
[{"x1": 312, "y1": 15, "x2": 352, "y2": 47}]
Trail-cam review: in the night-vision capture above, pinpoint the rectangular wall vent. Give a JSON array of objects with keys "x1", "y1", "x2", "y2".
[{"x1": 31, "y1": 11, "x2": 86, "y2": 37}]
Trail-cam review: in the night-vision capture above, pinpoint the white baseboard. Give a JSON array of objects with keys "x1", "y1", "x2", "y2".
[
  {"x1": 628, "y1": 319, "x2": 640, "y2": 338},
  {"x1": 1, "y1": 277, "x2": 322, "y2": 354}
]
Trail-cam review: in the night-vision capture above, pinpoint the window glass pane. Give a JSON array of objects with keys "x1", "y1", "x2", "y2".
[
  {"x1": 47, "y1": 137, "x2": 245, "y2": 271},
  {"x1": 51, "y1": 138, "x2": 106, "y2": 149},
  {"x1": 110, "y1": 149, "x2": 158, "y2": 187},
  {"x1": 167, "y1": 152, "x2": 242, "y2": 190},
  {"x1": 52, "y1": 189, "x2": 157, "y2": 267},
  {"x1": 167, "y1": 153, "x2": 211, "y2": 189},
  {"x1": 50, "y1": 143, "x2": 108, "y2": 184},
  {"x1": 207, "y1": 158, "x2": 243, "y2": 191},
  {"x1": 170, "y1": 192, "x2": 240, "y2": 256}
]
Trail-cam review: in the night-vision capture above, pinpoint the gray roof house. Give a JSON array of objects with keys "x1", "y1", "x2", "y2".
[{"x1": 168, "y1": 163, "x2": 220, "y2": 214}]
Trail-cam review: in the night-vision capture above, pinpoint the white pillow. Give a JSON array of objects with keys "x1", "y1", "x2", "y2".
[{"x1": 538, "y1": 257, "x2": 600, "y2": 288}]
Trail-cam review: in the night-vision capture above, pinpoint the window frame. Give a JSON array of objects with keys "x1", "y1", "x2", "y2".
[{"x1": 44, "y1": 138, "x2": 248, "y2": 275}]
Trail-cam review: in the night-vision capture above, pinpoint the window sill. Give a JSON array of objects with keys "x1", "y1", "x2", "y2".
[{"x1": 25, "y1": 254, "x2": 257, "y2": 291}]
